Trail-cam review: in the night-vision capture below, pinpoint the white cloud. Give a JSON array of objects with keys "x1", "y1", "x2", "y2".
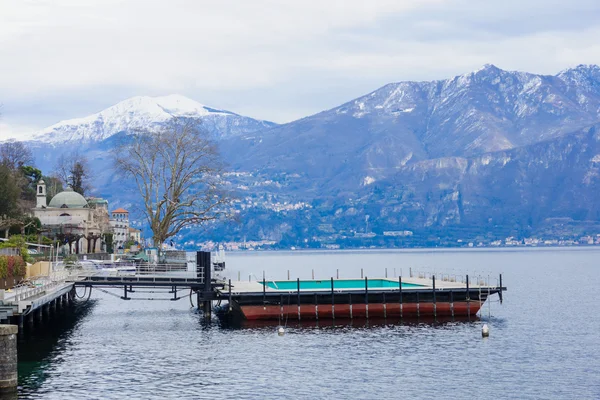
[{"x1": 0, "y1": 0, "x2": 599, "y2": 137}]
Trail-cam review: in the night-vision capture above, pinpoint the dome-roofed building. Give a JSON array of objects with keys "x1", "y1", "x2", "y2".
[
  {"x1": 48, "y1": 187, "x2": 89, "y2": 208},
  {"x1": 33, "y1": 181, "x2": 111, "y2": 255}
]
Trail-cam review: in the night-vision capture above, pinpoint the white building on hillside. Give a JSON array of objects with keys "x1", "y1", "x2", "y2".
[{"x1": 110, "y1": 208, "x2": 129, "y2": 252}]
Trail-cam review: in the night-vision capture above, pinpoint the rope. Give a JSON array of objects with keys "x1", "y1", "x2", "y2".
[{"x1": 74, "y1": 286, "x2": 88, "y2": 299}]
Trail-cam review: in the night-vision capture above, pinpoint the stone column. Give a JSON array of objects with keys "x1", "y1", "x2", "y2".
[{"x1": 0, "y1": 325, "x2": 18, "y2": 394}]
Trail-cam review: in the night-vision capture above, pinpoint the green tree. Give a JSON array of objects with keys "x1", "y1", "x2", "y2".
[
  {"x1": 19, "y1": 165, "x2": 42, "y2": 202},
  {"x1": 0, "y1": 164, "x2": 21, "y2": 218}
]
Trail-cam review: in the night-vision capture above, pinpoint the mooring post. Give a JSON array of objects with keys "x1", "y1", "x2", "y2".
[
  {"x1": 0, "y1": 325, "x2": 17, "y2": 394},
  {"x1": 331, "y1": 277, "x2": 335, "y2": 319},
  {"x1": 499, "y1": 273, "x2": 503, "y2": 304},
  {"x1": 297, "y1": 278, "x2": 301, "y2": 321},
  {"x1": 432, "y1": 275, "x2": 437, "y2": 319},
  {"x1": 197, "y1": 251, "x2": 213, "y2": 320},
  {"x1": 228, "y1": 279, "x2": 232, "y2": 312},
  {"x1": 122, "y1": 285, "x2": 129, "y2": 300}
]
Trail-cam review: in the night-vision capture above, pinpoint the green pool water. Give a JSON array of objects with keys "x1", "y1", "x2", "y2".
[{"x1": 262, "y1": 279, "x2": 424, "y2": 290}]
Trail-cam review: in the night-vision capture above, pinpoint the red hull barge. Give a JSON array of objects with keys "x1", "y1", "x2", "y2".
[{"x1": 218, "y1": 275, "x2": 505, "y2": 321}]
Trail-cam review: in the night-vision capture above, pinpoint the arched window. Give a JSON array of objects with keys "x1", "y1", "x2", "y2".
[
  {"x1": 38, "y1": 186, "x2": 43, "y2": 194},
  {"x1": 60, "y1": 213, "x2": 71, "y2": 217}
]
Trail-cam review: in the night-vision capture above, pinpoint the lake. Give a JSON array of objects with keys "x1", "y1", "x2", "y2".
[{"x1": 14, "y1": 248, "x2": 600, "y2": 399}]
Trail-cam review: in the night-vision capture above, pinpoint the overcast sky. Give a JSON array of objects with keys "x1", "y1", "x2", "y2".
[{"x1": 1, "y1": 0, "x2": 600, "y2": 139}]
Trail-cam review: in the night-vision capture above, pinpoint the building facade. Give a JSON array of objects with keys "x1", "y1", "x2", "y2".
[
  {"x1": 110, "y1": 208, "x2": 130, "y2": 252},
  {"x1": 33, "y1": 181, "x2": 111, "y2": 254}
]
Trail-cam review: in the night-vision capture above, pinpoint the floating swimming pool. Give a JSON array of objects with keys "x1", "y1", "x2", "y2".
[{"x1": 261, "y1": 279, "x2": 425, "y2": 290}]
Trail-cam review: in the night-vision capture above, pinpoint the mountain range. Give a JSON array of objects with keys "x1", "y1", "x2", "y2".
[{"x1": 17, "y1": 64, "x2": 600, "y2": 248}]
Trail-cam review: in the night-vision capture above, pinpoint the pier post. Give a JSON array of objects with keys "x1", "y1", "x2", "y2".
[
  {"x1": 499, "y1": 274, "x2": 503, "y2": 304},
  {"x1": 228, "y1": 279, "x2": 232, "y2": 312},
  {"x1": 0, "y1": 325, "x2": 18, "y2": 394},
  {"x1": 196, "y1": 251, "x2": 213, "y2": 320}
]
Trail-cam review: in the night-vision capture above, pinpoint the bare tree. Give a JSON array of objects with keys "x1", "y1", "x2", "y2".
[
  {"x1": 0, "y1": 140, "x2": 34, "y2": 170},
  {"x1": 54, "y1": 152, "x2": 91, "y2": 195},
  {"x1": 114, "y1": 117, "x2": 229, "y2": 250}
]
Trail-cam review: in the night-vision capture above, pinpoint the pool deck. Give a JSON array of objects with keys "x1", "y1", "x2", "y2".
[{"x1": 227, "y1": 276, "x2": 488, "y2": 294}]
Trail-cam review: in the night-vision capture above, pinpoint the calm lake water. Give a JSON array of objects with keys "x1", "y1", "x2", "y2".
[{"x1": 14, "y1": 248, "x2": 600, "y2": 399}]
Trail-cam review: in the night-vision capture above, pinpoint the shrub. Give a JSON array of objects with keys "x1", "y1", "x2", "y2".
[{"x1": 0, "y1": 255, "x2": 25, "y2": 279}]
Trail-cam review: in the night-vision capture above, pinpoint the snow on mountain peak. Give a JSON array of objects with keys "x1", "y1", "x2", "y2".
[{"x1": 32, "y1": 95, "x2": 237, "y2": 143}]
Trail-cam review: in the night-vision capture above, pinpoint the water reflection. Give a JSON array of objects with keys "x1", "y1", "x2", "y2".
[
  {"x1": 216, "y1": 313, "x2": 481, "y2": 330},
  {"x1": 17, "y1": 301, "x2": 96, "y2": 396}
]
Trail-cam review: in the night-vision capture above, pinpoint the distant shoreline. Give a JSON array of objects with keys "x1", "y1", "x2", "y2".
[{"x1": 222, "y1": 245, "x2": 600, "y2": 255}]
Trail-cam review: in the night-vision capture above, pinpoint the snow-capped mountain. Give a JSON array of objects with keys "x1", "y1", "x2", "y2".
[
  {"x1": 31, "y1": 94, "x2": 276, "y2": 143},
  {"x1": 20, "y1": 65, "x2": 600, "y2": 247},
  {"x1": 227, "y1": 64, "x2": 600, "y2": 186}
]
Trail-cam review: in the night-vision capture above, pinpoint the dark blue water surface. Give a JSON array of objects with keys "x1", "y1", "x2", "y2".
[{"x1": 15, "y1": 248, "x2": 600, "y2": 399}]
